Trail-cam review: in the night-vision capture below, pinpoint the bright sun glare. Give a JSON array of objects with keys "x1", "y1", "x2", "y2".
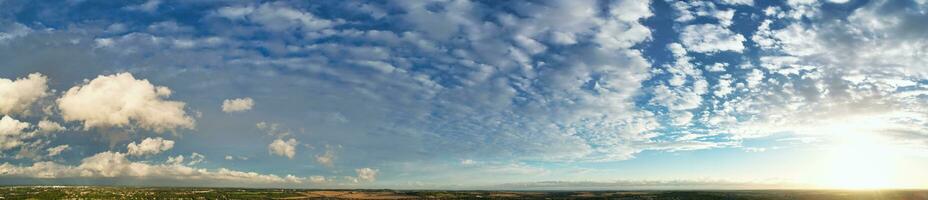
[
  {"x1": 805, "y1": 115, "x2": 918, "y2": 190},
  {"x1": 818, "y1": 133, "x2": 902, "y2": 189}
]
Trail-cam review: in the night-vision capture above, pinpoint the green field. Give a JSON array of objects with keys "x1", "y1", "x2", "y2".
[{"x1": 1, "y1": 186, "x2": 926, "y2": 199}]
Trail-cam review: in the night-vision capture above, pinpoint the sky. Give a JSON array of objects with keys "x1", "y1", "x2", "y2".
[{"x1": 1, "y1": 0, "x2": 928, "y2": 190}]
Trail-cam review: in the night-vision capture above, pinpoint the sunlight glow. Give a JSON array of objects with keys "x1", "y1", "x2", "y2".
[
  {"x1": 808, "y1": 116, "x2": 910, "y2": 189},
  {"x1": 818, "y1": 133, "x2": 902, "y2": 189}
]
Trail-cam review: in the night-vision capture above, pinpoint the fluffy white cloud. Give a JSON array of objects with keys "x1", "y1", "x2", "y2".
[
  {"x1": 127, "y1": 137, "x2": 175, "y2": 156},
  {"x1": 672, "y1": 1, "x2": 738, "y2": 25},
  {"x1": 165, "y1": 154, "x2": 185, "y2": 165},
  {"x1": 268, "y1": 138, "x2": 298, "y2": 159},
  {"x1": 314, "y1": 148, "x2": 335, "y2": 167},
  {"x1": 752, "y1": 23, "x2": 821, "y2": 56},
  {"x1": 164, "y1": 152, "x2": 205, "y2": 166},
  {"x1": 46, "y1": 144, "x2": 69, "y2": 157},
  {"x1": 0, "y1": 115, "x2": 31, "y2": 150},
  {"x1": 714, "y1": 9, "x2": 735, "y2": 27},
  {"x1": 36, "y1": 120, "x2": 65, "y2": 134},
  {"x1": 222, "y1": 97, "x2": 254, "y2": 113},
  {"x1": 651, "y1": 84, "x2": 703, "y2": 111},
  {"x1": 187, "y1": 152, "x2": 205, "y2": 165},
  {"x1": 0, "y1": 151, "x2": 312, "y2": 185},
  {"x1": 680, "y1": 24, "x2": 746, "y2": 53},
  {"x1": 355, "y1": 168, "x2": 378, "y2": 182},
  {"x1": 78, "y1": 151, "x2": 138, "y2": 177},
  {"x1": 714, "y1": 75, "x2": 734, "y2": 97},
  {"x1": 0, "y1": 73, "x2": 48, "y2": 116},
  {"x1": 0, "y1": 116, "x2": 29, "y2": 136},
  {"x1": 671, "y1": 111, "x2": 695, "y2": 126},
  {"x1": 596, "y1": 0, "x2": 653, "y2": 50},
  {"x1": 745, "y1": 69, "x2": 766, "y2": 89},
  {"x1": 652, "y1": 43, "x2": 706, "y2": 130},
  {"x1": 57, "y1": 73, "x2": 195, "y2": 132},
  {"x1": 707, "y1": 63, "x2": 728, "y2": 72}
]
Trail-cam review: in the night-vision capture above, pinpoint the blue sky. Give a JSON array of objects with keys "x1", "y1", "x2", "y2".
[{"x1": 2, "y1": 0, "x2": 928, "y2": 189}]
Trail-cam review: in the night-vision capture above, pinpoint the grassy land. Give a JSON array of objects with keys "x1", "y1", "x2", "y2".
[{"x1": 1, "y1": 186, "x2": 926, "y2": 199}]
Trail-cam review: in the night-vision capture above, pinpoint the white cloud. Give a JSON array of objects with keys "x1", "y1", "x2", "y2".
[
  {"x1": 707, "y1": 63, "x2": 727, "y2": 72},
  {"x1": 165, "y1": 153, "x2": 205, "y2": 166},
  {"x1": 670, "y1": 1, "x2": 697, "y2": 22},
  {"x1": 221, "y1": 97, "x2": 254, "y2": 113},
  {"x1": 0, "y1": 115, "x2": 31, "y2": 150},
  {"x1": 752, "y1": 23, "x2": 821, "y2": 56},
  {"x1": 0, "y1": 151, "x2": 313, "y2": 185},
  {"x1": 595, "y1": 0, "x2": 653, "y2": 50},
  {"x1": 36, "y1": 120, "x2": 66, "y2": 134},
  {"x1": 721, "y1": 0, "x2": 753, "y2": 5},
  {"x1": 46, "y1": 145, "x2": 69, "y2": 157},
  {"x1": 166, "y1": 154, "x2": 184, "y2": 165},
  {"x1": 94, "y1": 38, "x2": 114, "y2": 48},
  {"x1": 188, "y1": 152, "x2": 205, "y2": 165},
  {"x1": 268, "y1": 138, "x2": 298, "y2": 159},
  {"x1": 512, "y1": 35, "x2": 546, "y2": 55},
  {"x1": 314, "y1": 148, "x2": 335, "y2": 167},
  {"x1": 0, "y1": 116, "x2": 29, "y2": 137},
  {"x1": 672, "y1": 1, "x2": 735, "y2": 24},
  {"x1": 745, "y1": 69, "x2": 766, "y2": 89},
  {"x1": 651, "y1": 84, "x2": 702, "y2": 111},
  {"x1": 127, "y1": 137, "x2": 175, "y2": 156},
  {"x1": 124, "y1": 0, "x2": 161, "y2": 12},
  {"x1": 0, "y1": 73, "x2": 48, "y2": 116},
  {"x1": 752, "y1": 20, "x2": 776, "y2": 49},
  {"x1": 57, "y1": 73, "x2": 195, "y2": 132},
  {"x1": 257, "y1": 121, "x2": 290, "y2": 137},
  {"x1": 671, "y1": 111, "x2": 695, "y2": 126},
  {"x1": 714, "y1": 75, "x2": 734, "y2": 97},
  {"x1": 78, "y1": 151, "x2": 140, "y2": 177},
  {"x1": 215, "y1": 2, "x2": 337, "y2": 32},
  {"x1": 713, "y1": 9, "x2": 736, "y2": 27},
  {"x1": 12, "y1": 140, "x2": 48, "y2": 160},
  {"x1": 680, "y1": 24, "x2": 746, "y2": 53},
  {"x1": 355, "y1": 168, "x2": 378, "y2": 182}
]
